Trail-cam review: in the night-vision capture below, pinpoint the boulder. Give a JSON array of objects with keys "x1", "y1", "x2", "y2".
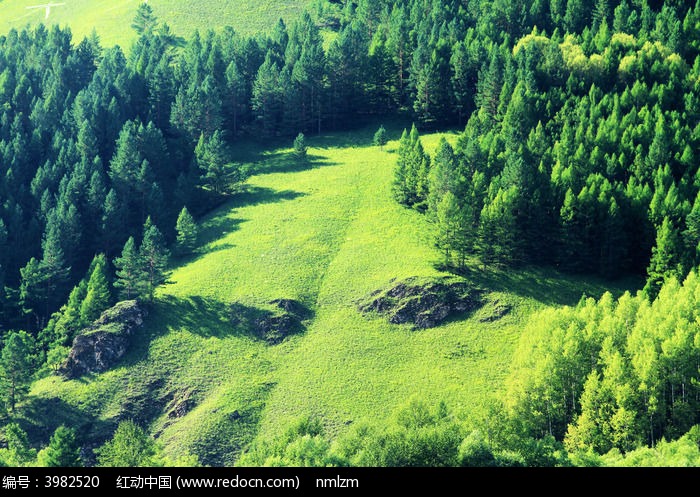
[{"x1": 59, "y1": 300, "x2": 146, "y2": 379}]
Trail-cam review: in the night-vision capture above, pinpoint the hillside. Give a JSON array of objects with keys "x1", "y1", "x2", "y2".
[
  {"x1": 0, "y1": 0, "x2": 308, "y2": 47},
  {"x1": 20, "y1": 125, "x2": 629, "y2": 465},
  {"x1": 2, "y1": 0, "x2": 700, "y2": 469}
]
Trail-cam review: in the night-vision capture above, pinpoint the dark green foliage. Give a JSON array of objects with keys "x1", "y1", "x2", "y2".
[
  {"x1": 195, "y1": 131, "x2": 230, "y2": 194},
  {"x1": 37, "y1": 426, "x2": 82, "y2": 467},
  {"x1": 393, "y1": 125, "x2": 430, "y2": 209}
]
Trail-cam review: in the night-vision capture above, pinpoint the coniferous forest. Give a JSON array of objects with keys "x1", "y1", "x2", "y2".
[{"x1": 1, "y1": 0, "x2": 700, "y2": 468}]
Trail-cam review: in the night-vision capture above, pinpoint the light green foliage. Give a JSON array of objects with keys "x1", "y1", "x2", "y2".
[
  {"x1": 37, "y1": 426, "x2": 82, "y2": 467},
  {"x1": 0, "y1": 1, "x2": 307, "y2": 49},
  {"x1": 507, "y1": 271, "x2": 700, "y2": 456},
  {"x1": 29, "y1": 127, "x2": 571, "y2": 466},
  {"x1": 96, "y1": 420, "x2": 159, "y2": 467},
  {"x1": 0, "y1": 423, "x2": 37, "y2": 467}
]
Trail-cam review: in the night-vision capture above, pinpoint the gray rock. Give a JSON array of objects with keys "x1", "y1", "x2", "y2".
[
  {"x1": 59, "y1": 300, "x2": 146, "y2": 379},
  {"x1": 359, "y1": 277, "x2": 485, "y2": 329}
]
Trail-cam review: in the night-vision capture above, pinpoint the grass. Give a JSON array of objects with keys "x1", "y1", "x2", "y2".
[
  {"x1": 0, "y1": 0, "x2": 308, "y2": 48},
  {"x1": 24, "y1": 123, "x2": 638, "y2": 465}
]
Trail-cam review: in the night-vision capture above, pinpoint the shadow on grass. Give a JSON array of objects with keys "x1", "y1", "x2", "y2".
[
  {"x1": 147, "y1": 295, "x2": 311, "y2": 344},
  {"x1": 446, "y1": 263, "x2": 643, "y2": 307},
  {"x1": 228, "y1": 185, "x2": 306, "y2": 208},
  {"x1": 151, "y1": 295, "x2": 240, "y2": 340},
  {"x1": 18, "y1": 395, "x2": 114, "y2": 448},
  {"x1": 247, "y1": 152, "x2": 338, "y2": 175}
]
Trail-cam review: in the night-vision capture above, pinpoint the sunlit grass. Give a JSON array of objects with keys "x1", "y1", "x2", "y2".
[{"x1": 26, "y1": 122, "x2": 636, "y2": 464}]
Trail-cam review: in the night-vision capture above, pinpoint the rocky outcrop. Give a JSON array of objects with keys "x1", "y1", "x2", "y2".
[
  {"x1": 230, "y1": 299, "x2": 310, "y2": 345},
  {"x1": 59, "y1": 301, "x2": 146, "y2": 379},
  {"x1": 255, "y1": 299, "x2": 310, "y2": 344},
  {"x1": 359, "y1": 277, "x2": 484, "y2": 329}
]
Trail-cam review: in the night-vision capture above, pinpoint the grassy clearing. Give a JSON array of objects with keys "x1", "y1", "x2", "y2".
[
  {"x1": 0, "y1": 0, "x2": 308, "y2": 48},
  {"x1": 25, "y1": 122, "x2": 637, "y2": 464}
]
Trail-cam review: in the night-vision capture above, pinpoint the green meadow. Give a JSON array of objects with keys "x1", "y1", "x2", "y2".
[
  {"x1": 23, "y1": 124, "x2": 630, "y2": 464},
  {"x1": 0, "y1": 0, "x2": 307, "y2": 47}
]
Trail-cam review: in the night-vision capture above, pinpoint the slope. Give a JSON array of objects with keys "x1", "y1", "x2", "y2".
[
  {"x1": 25, "y1": 125, "x2": 629, "y2": 465},
  {"x1": 0, "y1": 0, "x2": 307, "y2": 47}
]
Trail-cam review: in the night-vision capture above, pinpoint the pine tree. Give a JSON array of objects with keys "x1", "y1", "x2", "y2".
[
  {"x1": 113, "y1": 237, "x2": 142, "y2": 300},
  {"x1": 175, "y1": 207, "x2": 198, "y2": 256},
  {"x1": 79, "y1": 254, "x2": 112, "y2": 324},
  {"x1": 1, "y1": 331, "x2": 35, "y2": 412},
  {"x1": 37, "y1": 426, "x2": 81, "y2": 467},
  {"x1": 373, "y1": 125, "x2": 388, "y2": 149},
  {"x1": 139, "y1": 217, "x2": 170, "y2": 301},
  {"x1": 195, "y1": 131, "x2": 229, "y2": 194},
  {"x1": 132, "y1": 3, "x2": 158, "y2": 36}
]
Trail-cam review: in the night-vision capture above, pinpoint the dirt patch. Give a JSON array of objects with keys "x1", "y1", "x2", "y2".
[{"x1": 359, "y1": 277, "x2": 485, "y2": 329}]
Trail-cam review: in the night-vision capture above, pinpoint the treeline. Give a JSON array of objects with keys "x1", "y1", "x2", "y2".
[
  {"x1": 502, "y1": 270, "x2": 700, "y2": 462},
  {"x1": 235, "y1": 395, "x2": 700, "y2": 467},
  {"x1": 390, "y1": 1, "x2": 700, "y2": 293},
  {"x1": 0, "y1": 419, "x2": 198, "y2": 467}
]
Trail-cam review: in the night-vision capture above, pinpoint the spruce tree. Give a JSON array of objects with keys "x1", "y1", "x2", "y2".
[
  {"x1": 645, "y1": 217, "x2": 684, "y2": 299},
  {"x1": 195, "y1": 131, "x2": 229, "y2": 194}
]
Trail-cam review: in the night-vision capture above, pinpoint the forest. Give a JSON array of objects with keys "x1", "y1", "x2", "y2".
[{"x1": 0, "y1": 0, "x2": 700, "y2": 467}]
